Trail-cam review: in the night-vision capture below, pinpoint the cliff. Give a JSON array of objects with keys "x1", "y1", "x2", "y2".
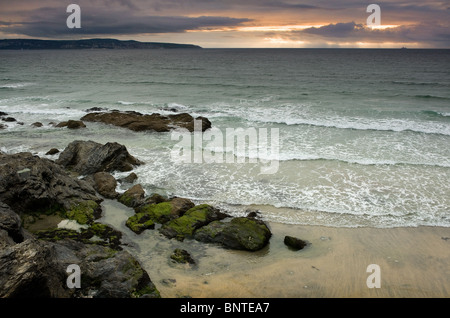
[{"x1": 0, "y1": 38, "x2": 202, "y2": 50}]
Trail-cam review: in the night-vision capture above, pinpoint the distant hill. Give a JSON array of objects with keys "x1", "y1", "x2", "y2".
[{"x1": 0, "y1": 38, "x2": 202, "y2": 50}]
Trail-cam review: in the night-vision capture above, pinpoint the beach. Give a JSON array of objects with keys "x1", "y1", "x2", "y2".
[
  {"x1": 1, "y1": 48, "x2": 449, "y2": 299},
  {"x1": 99, "y1": 199, "x2": 450, "y2": 298}
]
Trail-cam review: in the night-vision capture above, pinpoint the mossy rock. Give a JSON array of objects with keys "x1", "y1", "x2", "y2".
[
  {"x1": 126, "y1": 199, "x2": 196, "y2": 235},
  {"x1": 35, "y1": 222, "x2": 123, "y2": 250},
  {"x1": 135, "y1": 202, "x2": 174, "y2": 224},
  {"x1": 194, "y1": 217, "x2": 272, "y2": 251},
  {"x1": 126, "y1": 212, "x2": 155, "y2": 234},
  {"x1": 159, "y1": 204, "x2": 228, "y2": 241},
  {"x1": 82, "y1": 222, "x2": 123, "y2": 250},
  {"x1": 118, "y1": 184, "x2": 145, "y2": 208},
  {"x1": 170, "y1": 248, "x2": 195, "y2": 265},
  {"x1": 65, "y1": 200, "x2": 100, "y2": 225},
  {"x1": 35, "y1": 228, "x2": 81, "y2": 242}
]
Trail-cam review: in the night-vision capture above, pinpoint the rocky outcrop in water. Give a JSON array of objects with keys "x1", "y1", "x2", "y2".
[
  {"x1": 55, "y1": 120, "x2": 86, "y2": 129},
  {"x1": 81, "y1": 110, "x2": 211, "y2": 132},
  {"x1": 56, "y1": 140, "x2": 143, "y2": 175}
]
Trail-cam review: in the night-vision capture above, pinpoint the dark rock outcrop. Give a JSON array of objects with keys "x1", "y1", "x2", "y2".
[
  {"x1": 56, "y1": 120, "x2": 86, "y2": 129},
  {"x1": 159, "y1": 204, "x2": 228, "y2": 241},
  {"x1": 0, "y1": 237, "x2": 160, "y2": 298},
  {"x1": 81, "y1": 110, "x2": 211, "y2": 133},
  {"x1": 118, "y1": 172, "x2": 138, "y2": 184},
  {"x1": 0, "y1": 194, "x2": 159, "y2": 298},
  {"x1": 0, "y1": 202, "x2": 25, "y2": 246},
  {"x1": 45, "y1": 148, "x2": 60, "y2": 155},
  {"x1": 92, "y1": 172, "x2": 118, "y2": 199},
  {"x1": 31, "y1": 122, "x2": 43, "y2": 128},
  {"x1": 118, "y1": 184, "x2": 146, "y2": 208},
  {"x1": 0, "y1": 152, "x2": 102, "y2": 224},
  {"x1": 194, "y1": 217, "x2": 272, "y2": 251},
  {"x1": 170, "y1": 248, "x2": 195, "y2": 265},
  {"x1": 283, "y1": 235, "x2": 308, "y2": 251},
  {"x1": 56, "y1": 140, "x2": 142, "y2": 175},
  {"x1": 0, "y1": 239, "x2": 69, "y2": 298}
]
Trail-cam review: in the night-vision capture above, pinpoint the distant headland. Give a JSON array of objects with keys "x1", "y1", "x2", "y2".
[{"x1": 0, "y1": 38, "x2": 202, "y2": 50}]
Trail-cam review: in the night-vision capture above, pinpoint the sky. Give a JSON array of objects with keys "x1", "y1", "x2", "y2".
[{"x1": 0, "y1": 0, "x2": 449, "y2": 48}]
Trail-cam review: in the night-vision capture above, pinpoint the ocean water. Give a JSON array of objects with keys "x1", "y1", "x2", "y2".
[{"x1": 1, "y1": 48, "x2": 449, "y2": 228}]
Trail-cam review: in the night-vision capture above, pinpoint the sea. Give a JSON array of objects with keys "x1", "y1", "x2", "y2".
[{"x1": 1, "y1": 48, "x2": 449, "y2": 229}]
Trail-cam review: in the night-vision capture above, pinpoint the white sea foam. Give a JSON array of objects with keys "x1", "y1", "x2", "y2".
[{"x1": 0, "y1": 82, "x2": 34, "y2": 89}]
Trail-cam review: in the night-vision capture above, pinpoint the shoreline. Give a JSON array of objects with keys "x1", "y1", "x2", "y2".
[
  {"x1": 155, "y1": 223, "x2": 450, "y2": 298},
  {"x1": 100, "y1": 199, "x2": 450, "y2": 298}
]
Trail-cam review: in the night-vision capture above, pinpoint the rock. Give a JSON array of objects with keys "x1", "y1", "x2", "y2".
[
  {"x1": 45, "y1": 148, "x2": 60, "y2": 155},
  {"x1": 142, "y1": 193, "x2": 168, "y2": 205},
  {"x1": 0, "y1": 111, "x2": 8, "y2": 116},
  {"x1": 81, "y1": 110, "x2": 211, "y2": 133},
  {"x1": 118, "y1": 184, "x2": 146, "y2": 208},
  {"x1": 170, "y1": 248, "x2": 195, "y2": 265},
  {"x1": 64, "y1": 200, "x2": 102, "y2": 225},
  {"x1": 31, "y1": 122, "x2": 43, "y2": 128},
  {"x1": 0, "y1": 197, "x2": 159, "y2": 298},
  {"x1": 56, "y1": 120, "x2": 86, "y2": 129},
  {"x1": 0, "y1": 237, "x2": 160, "y2": 298},
  {"x1": 0, "y1": 124, "x2": 6, "y2": 130},
  {"x1": 56, "y1": 140, "x2": 143, "y2": 175},
  {"x1": 0, "y1": 239, "x2": 70, "y2": 298},
  {"x1": 283, "y1": 236, "x2": 308, "y2": 251},
  {"x1": 0, "y1": 152, "x2": 102, "y2": 224},
  {"x1": 194, "y1": 217, "x2": 272, "y2": 251},
  {"x1": 160, "y1": 204, "x2": 228, "y2": 241},
  {"x1": 125, "y1": 212, "x2": 156, "y2": 234},
  {"x1": 93, "y1": 172, "x2": 118, "y2": 199},
  {"x1": 126, "y1": 198, "x2": 196, "y2": 234},
  {"x1": 36, "y1": 222, "x2": 123, "y2": 250},
  {"x1": 2, "y1": 117, "x2": 16, "y2": 122},
  {"x1": 0, "y1": 201, "x2": 25, "y2": 244},
  {"x1": 84, "y1": 107, "x2": 108, "y2": 113},
  {"x1": 118, "y1": 172, "x2": 138, "y2": 184}
]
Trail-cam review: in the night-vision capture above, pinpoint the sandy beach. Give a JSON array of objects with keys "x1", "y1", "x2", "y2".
[
  {"x1": 156, "y1": 223, "x2": 450, "y2": 298},
  {"x1": 98, "y1": 200, "x2": 450, "y2": 298}
]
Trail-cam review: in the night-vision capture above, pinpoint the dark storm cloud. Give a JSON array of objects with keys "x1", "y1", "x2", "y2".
[
  {"x1": 288, "y1": 22, "x2": 450, "y2": 47},
  {"x1": 0, "y1": 6, "x2": 251, "y2": 38},
  {"x1": 0, "y1": 0, "x2": 449, "y2": 47}
]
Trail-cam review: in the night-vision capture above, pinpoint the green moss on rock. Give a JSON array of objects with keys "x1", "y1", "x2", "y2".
[
  {"x1": 159, "y1": 204, "x2": 228, "y2": 241},
  {"x1": 194, "y1": 217, "x2": 272, "y2": 251},
  {"x1": 35, "y1": 221, "x2": 123, "y2": 250},
  {"x1": 125, "y1": 212, "x2": 155, "y2": 234},
  {"x1": 135, "y1": 202, "x2": 173, "y2": 224},
  {"x1": 170, "y1": 248, "x2": 196, "y2": 265},
  {"x1": 65, "y1": 200, "x2": 100, "y2": 225}
]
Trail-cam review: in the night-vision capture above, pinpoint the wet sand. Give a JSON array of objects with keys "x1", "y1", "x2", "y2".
[{"x1": 100, "y1": 200, "x2": 450, "y2": 298}]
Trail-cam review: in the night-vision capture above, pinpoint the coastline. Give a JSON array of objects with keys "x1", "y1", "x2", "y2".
[
  {"x1": 153, "y1": 223, "x2": 450, "y2": 298},
  {"x1": 99, "y1": 199, "x2": 450, "y2": 298}
]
